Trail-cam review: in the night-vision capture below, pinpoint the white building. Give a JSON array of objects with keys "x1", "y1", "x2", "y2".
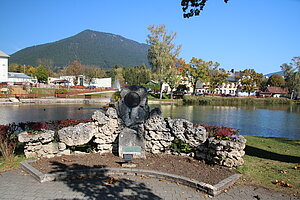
[
  {"x1": 8, "y1": 72, "x2": 35, "y2": 83},
  {"x1": 0, "y1": 50, "x2": 9, "y2": 82},
  {"x1": 48, "y1": 75, "x2": 112, "y2": 88}
]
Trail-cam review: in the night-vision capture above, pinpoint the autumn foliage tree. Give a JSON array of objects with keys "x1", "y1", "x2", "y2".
[
  {"x1": 266, "y1": 74, "x2": 285, "y2": 88},
  {"x1": 63, "y1": 60, "x2": 84, "y2": 85},
  {"x1": 240, "y1": 69, "x2": 263, "y2": 96},
  {"x1": 147, "y1": 24, "x2": 181, "y2": 99}
]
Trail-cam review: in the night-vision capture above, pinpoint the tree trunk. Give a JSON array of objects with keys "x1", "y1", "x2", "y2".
[{"x1": 159, "y1": 83, "x2": 163, "y2": 99}]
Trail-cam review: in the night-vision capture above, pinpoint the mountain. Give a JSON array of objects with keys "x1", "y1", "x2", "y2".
[
  {"x1": 264, "y1": 71, "x2": 285, "y2": 77},
  {"x1": 9, "y1": 29, "x2": 149, "y2": 69}
]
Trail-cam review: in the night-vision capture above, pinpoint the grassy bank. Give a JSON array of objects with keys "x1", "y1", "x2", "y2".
[
  {"x1": 237, "y1": 135, "x2": 300, "y2": 196},
  {"x1": 183, "y1": 95, "x2": 295, "y2": 105}
]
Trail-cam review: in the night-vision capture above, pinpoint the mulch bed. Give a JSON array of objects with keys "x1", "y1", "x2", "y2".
[{"x1": 30, "y1": 153, "x2": 236, "y2": 185}]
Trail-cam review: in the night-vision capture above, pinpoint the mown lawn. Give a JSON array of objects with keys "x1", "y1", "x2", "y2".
[
  {"x1": 237, "y1": 135, "x2": 300, "y2": 196},
  {"x1": 0, "y1": 155, "x2": 27, "y2": 172}
]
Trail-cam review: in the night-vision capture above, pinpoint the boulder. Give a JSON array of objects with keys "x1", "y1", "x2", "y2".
[
  {"x1": 18, "y1": 130, "x2": 55, "y2": 144},
  {"x1": 58, "y1": 123, "x2": 97, "y2": 146},
  {"x1": 167, "y1": 118, "x2": 208, "y2": 147}
]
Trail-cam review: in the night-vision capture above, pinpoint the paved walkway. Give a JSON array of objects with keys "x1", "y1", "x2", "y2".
[{"x1": 0, "y1": 170, "x2": 298, "y2": 200}]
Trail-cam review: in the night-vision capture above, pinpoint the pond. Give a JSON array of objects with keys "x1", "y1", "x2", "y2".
[{"x1": 0, "y1": 103, "x2": 299, "y2": 139}]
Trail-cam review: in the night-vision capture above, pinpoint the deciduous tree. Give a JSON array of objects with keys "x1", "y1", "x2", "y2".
[
  {"x1": 188, "y1": 57, "x2": 211, "y2": 93},
  {"x1": 35, "y1": 65, "x2": 51, "y2": 83},
  {"x1": 208, "y1": 67, "x2": 229, "y2": 94},
  {"x1": 266, "y1": 74, "x2": 285, "y2": 87},
  {"x1": 147, "y1": 24, "x2": 181, "y2": 99},
  {"x1": 240, "y1": 69, "x2": 263, "y2": 96},
  {"x1": 83, "y1": 66, "x2": 105, "y2": 85}
]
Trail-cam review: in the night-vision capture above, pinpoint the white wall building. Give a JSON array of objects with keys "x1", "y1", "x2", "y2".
[
  {"x1": 8, "y1": 72, "x2": 35, "y2": 83},
  {"x1": 0, "y1": 50, "x2": 9, "y2": 82},
  {"x1": 48, "y1": 75, "x2": 112, "y2": 88}
]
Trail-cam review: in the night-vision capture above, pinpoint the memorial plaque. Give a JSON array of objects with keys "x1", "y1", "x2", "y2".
[
  {"x1": 118, "y1": 127, "x2": 145, "y2": 158},
  {"x1": 123, "y1": 146, "x2": 142, "y2": 153}
]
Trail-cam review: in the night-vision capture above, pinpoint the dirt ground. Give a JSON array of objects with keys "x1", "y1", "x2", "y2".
[{"x1": 31, "y1": 153, "x2": 236, "y2": 185}]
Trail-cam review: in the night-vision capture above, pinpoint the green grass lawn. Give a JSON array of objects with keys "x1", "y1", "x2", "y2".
[
  {"x1": 0, "y1": 155, "x2": 27, "y2": 172},
  {"x1": 237, "y1": 135, "x2": 300, "y2": 196}
]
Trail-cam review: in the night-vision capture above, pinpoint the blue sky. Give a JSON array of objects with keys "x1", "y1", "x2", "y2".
[{"x1": 1, "y1": 0, "x2": 299, "y2": 74}]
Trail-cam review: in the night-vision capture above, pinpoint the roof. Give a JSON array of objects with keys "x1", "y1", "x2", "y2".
[
  {"x1": 8, "y1": 72, "x2": 33, "y2": 79},
  {"x1": 0, "y1": 50, "x2": 10, "y2": 58},
  {"x1": 266, "y1": 86, "x2": 288, "y2": 94}
]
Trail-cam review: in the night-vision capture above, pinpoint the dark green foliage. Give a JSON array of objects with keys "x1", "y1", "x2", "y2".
[
  {"x1": 54, "y1": 88, "x2": 69, "y2": 94},
  {"x1": 183, "y1": 96, "x2": 295, "y2": 105},
  {"x1": 10, "y1": 30, "x2": 149, "y2": 69},
  {"x1": 35, "y1": 65, "x2": 50, "y2": 83},
  {"x1": 123, "y1": 65, "x2": 151, "y2": 85},
  {"x1": 170, "y1": 139, "x2": 194, "y2": 153},
  {"x1": 181, "y1": 0, "x2": 229, "y2": 18},
  {"x1": 266, "y1": 74, "x2": 286, "y2": 87}
]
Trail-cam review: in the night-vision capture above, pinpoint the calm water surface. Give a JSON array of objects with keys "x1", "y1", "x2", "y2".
[{"x1": 0, "y1": 103, "x2": 299, "y2": 139}]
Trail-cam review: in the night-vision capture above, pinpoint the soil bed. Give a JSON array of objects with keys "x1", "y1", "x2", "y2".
[{"x1": 31, "y1": 153, "x2": 236, "y2": 185}]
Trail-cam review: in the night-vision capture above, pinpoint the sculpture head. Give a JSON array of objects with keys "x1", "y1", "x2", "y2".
[{"x1": 116, "y1": 85, "x2": 149, "y2": 127}]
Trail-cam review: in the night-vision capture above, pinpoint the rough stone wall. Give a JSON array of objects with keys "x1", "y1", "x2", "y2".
[
  {"x1": 18, "y1": 130, "x2": 70, "y2": 158},
  {"x1": 92, "y1": 108, "x2": 124, "y2": 153},
  {"x1": 196, "y1": 136, "x2": 246, "y2": 168},
  {"x1": 142, "y1": 113, "x2": 208, "y2": 154},
  {"x1": 17, "y1": 107, "x2": 246, "y2": 168}
]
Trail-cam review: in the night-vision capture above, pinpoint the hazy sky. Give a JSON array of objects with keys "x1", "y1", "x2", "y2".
[{"x1": 1, "y1": 0, "x2": 299, "y2": 74}]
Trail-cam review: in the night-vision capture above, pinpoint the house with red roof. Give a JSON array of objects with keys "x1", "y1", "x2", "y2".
[{"x1": 260, "y1": 86, "x2": 289, "y2": 98}]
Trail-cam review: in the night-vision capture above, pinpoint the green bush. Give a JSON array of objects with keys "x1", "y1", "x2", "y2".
[
  {"x1": 54, "y1": 88, "x2": 69, "y2": 94},
  {"x1": 111, "y1": 91, "x2": 121, "y2": 102},
  {"x1": 170, "y1": 139, "x2": 194, "y2": 153}
]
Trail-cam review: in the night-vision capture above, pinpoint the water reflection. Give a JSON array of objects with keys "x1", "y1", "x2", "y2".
[
  {"x1": 0, "y1": 103, "x2": 299, "y2": 139},
  {"x1": 152, "y1": 104, "x2": 300, "y2": 140},
  {"x1": 0, "y1": 104, "x2": 103, "y2": 125}
]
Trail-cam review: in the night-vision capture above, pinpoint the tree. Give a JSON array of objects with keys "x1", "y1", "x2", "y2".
[
  {"x1": 281, "y1": 57, "x2": 300, "y2": 99},
  {"x1": 35, "y1": 65, "x2": 50, "y2": 83},
  {"x1": 8, "y1": 63, "x2": 21, "y2": 72},
  {"x1": 63, "y1": 60, "x2": 83, "y2": 85},
  {"x1": 147, "y1": 24, "x2": 181, "y2": 99},
  {"x1": 240, "y1": 69, "x2": 263, "y2": 96},
  {"x1": 181, "y1": 0, "x2": 229, "y2": 18},
  {"x1": 208, "y1": 67, "x2": 229, "y2": 94},
  {"x1": 83, "y1": 66, "x2": 105, "y2": 85},
  {"x1": 188, "y1": 57, "x2": 211, "y2": 93},
  {"x1": 123, "y1": 65, "x2": 151, "y2": 86},
  {"x1": 266, "y1": 74, "x2": 285, "y2": 87},
  {"x1": 164, "y1": 67, "x2": 182, "y2": 99}
]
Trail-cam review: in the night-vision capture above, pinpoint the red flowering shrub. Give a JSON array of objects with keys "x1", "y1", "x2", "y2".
[
  {"x1": 195, "y1": 123, "x2": 239, "y2": 140},
  {"x1": 0, "y1": 124, "x2": 18, "y2": 160},
  {"x1": 55, "y1": 119, "x2": 92, "y2": 129}
]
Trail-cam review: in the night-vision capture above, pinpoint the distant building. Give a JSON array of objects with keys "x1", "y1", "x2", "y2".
[
  {"x1": 0, "y1": 50, "x2": 9, "y2": 82},
  {"x1": 8, "y1": 72, "x2": 36, "y2": 83},
  {"x1": 260, "y1": 86, "x2": 288, "y2": 98},
  {"x1": 48, "y1": 75, "x2": 112, "y2": 88},
  {"x1": 195, "y1": 70, "x2": 242, "y2": 96}
]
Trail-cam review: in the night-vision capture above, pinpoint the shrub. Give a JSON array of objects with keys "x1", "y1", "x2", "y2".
[
  {"x1": 111, "y1": 91, "x2": 121, "y2": 102},
  {"x1": 54, "y1": 88, "x2": 69, "y2": 94},
  {"x1": 196, "y1": 123, "x2": 240, "y2": 141},
  {"x1": 0, "y1": 124, "x2": 18, "y2": 161},
  {"x1": 170, "y1": 139, "x2": 194, "y2": 153}
]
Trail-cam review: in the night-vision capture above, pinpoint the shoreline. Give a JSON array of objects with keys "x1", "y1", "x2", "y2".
[{"x1": 0, "y1": 98, "x2": 181, "y2": 105}]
